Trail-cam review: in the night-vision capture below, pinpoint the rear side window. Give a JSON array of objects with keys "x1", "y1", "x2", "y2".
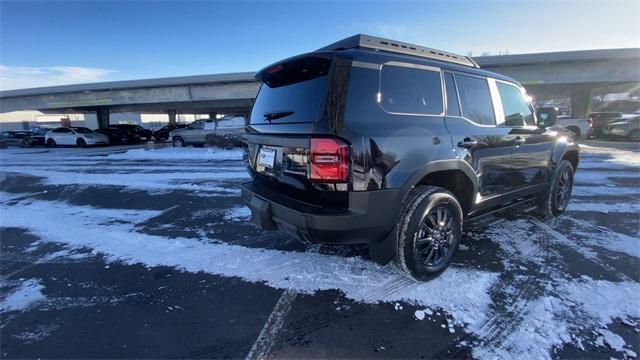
[
  {"x1": 455, "y1": 74, "x2": 495, "y2": 125},
  {"x1": 251, "y1": 56, "x2": 331, "y2": 125},
  {"x1": 444, "y1": 72, "x2": 460, "y2": 117},
  {"x1": 497, "y1": 82, "x2": 534, "y2": 126},
  {"x1": 379, "y1": 64, "x2": 443, "y2": 115}
]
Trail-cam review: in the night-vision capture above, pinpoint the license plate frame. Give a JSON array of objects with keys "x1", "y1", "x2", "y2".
[{"x1": 258, "y1": 147, "x2": 276, "y2": 168}]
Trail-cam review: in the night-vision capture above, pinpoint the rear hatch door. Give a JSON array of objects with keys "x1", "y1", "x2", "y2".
[{"x1": 244, "y1": 54, "x2": 349, "y2": 209}]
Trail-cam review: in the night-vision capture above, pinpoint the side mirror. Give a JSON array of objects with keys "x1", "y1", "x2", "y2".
[{"x1": 536, "y1": 107, "x2": 558, "y2": 128}]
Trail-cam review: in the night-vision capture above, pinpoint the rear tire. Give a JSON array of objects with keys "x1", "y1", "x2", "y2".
[
  {"x1": 172, "y1": 137, "x2": 185, "y2": 147},
  {"x1": 395, "y1": 186, "x2": 463, "y2": 281},
  {"x1": 536, "y1": 160, "x2": 574, "y2": 217},
  {"x1": 47, "y1": 139, "x2": 57, "y2": 148}
]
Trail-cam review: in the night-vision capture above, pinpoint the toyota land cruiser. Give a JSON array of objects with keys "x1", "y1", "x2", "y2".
[{"x1": 241, "y1": 34, "x2": 579, "y2": 281}]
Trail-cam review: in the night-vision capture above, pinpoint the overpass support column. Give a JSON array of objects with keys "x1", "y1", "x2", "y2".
[
  {"x1": 168, "y1": 110, "x2": 177, "y2": 125},
  {"x1": 209, "y1": 112, "x2": 217, "y2": 120},
  {"x1": 571, "y1": 86, "x2": 592, "y2": 119},
  {"x1": 96, "y1": 108, "x2": 110, "y2": 129}
]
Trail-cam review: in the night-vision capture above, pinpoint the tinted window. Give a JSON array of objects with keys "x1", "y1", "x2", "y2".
[
  {"x1": 379, "y1": 65, "x2": 442, "y2": 115},
  {"x1": 251, "y1": 56, "x2": 331, "y2": 124},
  {"x1": 53, "y1": 128, "x2": 71, "y2": 133},
  {"x1": 497, "y1": 82, "x2": 534, "y2": 126},
  {"x1": 455, "y1": 74, "x2": 495, "y2": 125},
  {"x1": 189, "y1": 121, "x2": 204, "y2": 129},
  {"x1": 444, "y1": 72, "x2": 460, "y2": 117}
]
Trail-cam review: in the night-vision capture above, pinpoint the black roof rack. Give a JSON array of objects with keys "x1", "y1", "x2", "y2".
[{"x1": 317, "y1": 34, "x2": 479, "y2": 68}]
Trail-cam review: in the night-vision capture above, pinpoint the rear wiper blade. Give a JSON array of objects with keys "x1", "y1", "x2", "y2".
[{"x1": 264, "y1": 111, "x2": 294, "y2": 122}]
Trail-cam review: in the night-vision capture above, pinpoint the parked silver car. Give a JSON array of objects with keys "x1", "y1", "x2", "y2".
[
  {"x1": 170, "y1": 117, "x2": 245, "y2": 147},
  {"x1": 602, "y1": 115, "x2": 640, "y2": 141}
]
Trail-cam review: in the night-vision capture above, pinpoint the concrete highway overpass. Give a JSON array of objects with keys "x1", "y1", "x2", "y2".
[
  {"x1": 476, "y1": 48, "x2": 640, "y2": 118},
  {"x1": 0, "y1": 47, "x2": 638, "y2": 127},
  {"x1": 0, "y1": 72, "x2": 259, "y2": 128}
]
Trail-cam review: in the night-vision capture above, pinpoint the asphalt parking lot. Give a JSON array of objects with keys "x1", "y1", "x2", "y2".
[{"x1": 0, "y1": 140, "x2": 638, "y2": 359}]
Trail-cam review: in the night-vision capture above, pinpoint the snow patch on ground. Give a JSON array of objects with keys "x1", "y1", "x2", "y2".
[
  {"x1": 12, "y1": 324, "x2": 59, "y2": 344},
  {"x1": 473, "y1": 296, "x2": 572, "y2": 359},
  {"x1": 572, "y1": 185, "x2": 640, "y2": 197},
  {"x1": 560, "y1": 279, "x2": 640, "y2": 327},
  {"x1": 574, "y1": 170, "x2": 639, "y2": 183},
  {"x1": 106, "y1": 147, "x2": 243, "y2": 161},
  {"x1": 580, "y1": 145, "x2": 640, "y2": 167},
  {"x1": 0, "y1": 278, "x2": 46, "y2": 313},
  {"x1": 223, "y1": 206, "x2": 251, "y2": 222},
  {"x1": 0, "y1": 196, "x2": 498, "y2": 329},
  {"x1": 4, "y1": 166, "x2": 246, "y2": 194},
  {"x1": 551, "y1": 216, "x2": 640, "y2": 258},
  {"x1": 485, "y1": 219, "x2": 548, "y2": 267},
  {"x1": 568, "y1": 201, "x2": 640, "y2": 214}
]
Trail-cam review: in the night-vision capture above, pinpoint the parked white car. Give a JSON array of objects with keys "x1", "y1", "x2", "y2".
[
  {"x1": 45, "y1": 127, "x2": 109, "y2": 147},
  {"x1": 556, "y1": 116, "x2": 591, "y2": 139}
]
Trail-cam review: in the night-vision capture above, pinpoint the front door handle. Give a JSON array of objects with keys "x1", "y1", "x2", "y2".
[
  {"x1": 514, "y1": 136, "x2": 526, "y2": 145},
  {"x1": 457, "y1": 138, "x2": 478, "y2": 148}
]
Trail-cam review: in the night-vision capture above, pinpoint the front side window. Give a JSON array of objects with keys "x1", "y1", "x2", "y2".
[
  {"x1": 497, "y1": 82, "x2": 534, "y2": 126},
  {"x1": 455, "y1": 74, "x2": 495, "y2": 125},
  {"x1": 379, "y1": 64, "x2": 443, "y2": 115},
  {"x1": 189, "y1": 121, "x2": 204, "y2": 130}
]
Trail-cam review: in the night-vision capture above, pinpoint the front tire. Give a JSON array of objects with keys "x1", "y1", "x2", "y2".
[
  {"x1": 395, "y1": 186, "x2": 463, "y2": 281},
  {"x1": 537, "y1": 160, "x2": 574, "y2": 217},
  {"x1": 76, "y1": 138, "x2": 87, "y2": 148},
  {"x1": 172, "y1": 137, "x2": 185, "y2": 147},
  {"x1": 629, "y1": 130, "x2": 639, "y2": 142}
]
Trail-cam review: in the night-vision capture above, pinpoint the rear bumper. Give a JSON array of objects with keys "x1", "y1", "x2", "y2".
[{"x1": 241, "y1": 181, "x2": 399, "y2": 244}]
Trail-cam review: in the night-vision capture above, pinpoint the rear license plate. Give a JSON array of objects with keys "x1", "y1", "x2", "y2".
[{"x1": 258, "y1": 148, "x2": 276, "y2": 168}]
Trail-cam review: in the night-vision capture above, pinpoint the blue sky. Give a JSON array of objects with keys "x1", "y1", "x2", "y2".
[{"x1": 1, "y1": 0, "x2": 639, "y2": 90}]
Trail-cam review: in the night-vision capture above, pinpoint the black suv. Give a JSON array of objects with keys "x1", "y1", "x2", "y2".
[{"x1": 241, "y1": 35, "x2": 579, "y2": 281}]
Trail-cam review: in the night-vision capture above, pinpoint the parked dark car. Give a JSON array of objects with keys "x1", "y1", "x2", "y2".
[
  {"x1": 27, "y1": 127, "x2": 50, "y2": 146},
  {"x1": 0, "y1": 131, "x2": 33, "y2": 147},
  {"x1": 241, "y1": 34, "x2": 579, "y2": 281},
  {"x1": 110, "y1": 124, "x2": 153, "y2": 141},
  {"x1": 153, "y1": 124, "x2": 187, "y2": 141},
  {"x1": 587, "y1": 112, "x2": 624, "y2": 138},
  {"x1": 95, "y1": 126, "x2": 140, "y2": 145}
]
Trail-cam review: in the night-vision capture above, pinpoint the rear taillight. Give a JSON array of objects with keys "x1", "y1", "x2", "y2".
[
  {"x1": 587, "y1": 117, "x2": 593, "y2": 128},
  {"x1": 309, "y1": 138, "x2": 349, "y2": 182}
]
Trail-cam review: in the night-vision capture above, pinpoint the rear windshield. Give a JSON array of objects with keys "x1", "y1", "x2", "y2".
[{"x1": 250, "y1": 56, "x2": 331, "y2": 124}]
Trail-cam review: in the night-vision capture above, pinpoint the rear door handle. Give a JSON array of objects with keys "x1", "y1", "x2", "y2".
[{"x1": 457, "y1": 138, "x2": 478, "y2": 148}]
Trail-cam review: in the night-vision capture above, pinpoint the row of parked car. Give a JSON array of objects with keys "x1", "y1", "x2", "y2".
[
  {"x1": 0, "y1": 124, "x2": 151, "y2": 148},
  {"x1": 0, "y1": 117, "x2": 246, "y2": 149},
  {"x1": 587, "y1": 112, "x2": 640, "y2": 141}
]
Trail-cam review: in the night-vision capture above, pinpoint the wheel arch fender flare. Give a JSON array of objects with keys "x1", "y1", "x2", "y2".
[
  {"x1": 397, "y1": 159, "x2": 479, "y2": 212},
  {"x1": 551, "y1": 142, "x2": 580, "y2": 170}
]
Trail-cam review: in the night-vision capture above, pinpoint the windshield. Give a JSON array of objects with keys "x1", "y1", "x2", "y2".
[{"x1": 250, "y1": 56, "x2": 331, "y2": 125}]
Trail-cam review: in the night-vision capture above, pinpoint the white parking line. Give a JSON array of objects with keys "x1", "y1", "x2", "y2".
[{"x1": 245, "y1": 289, "x2": 298, "y2": 360}]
